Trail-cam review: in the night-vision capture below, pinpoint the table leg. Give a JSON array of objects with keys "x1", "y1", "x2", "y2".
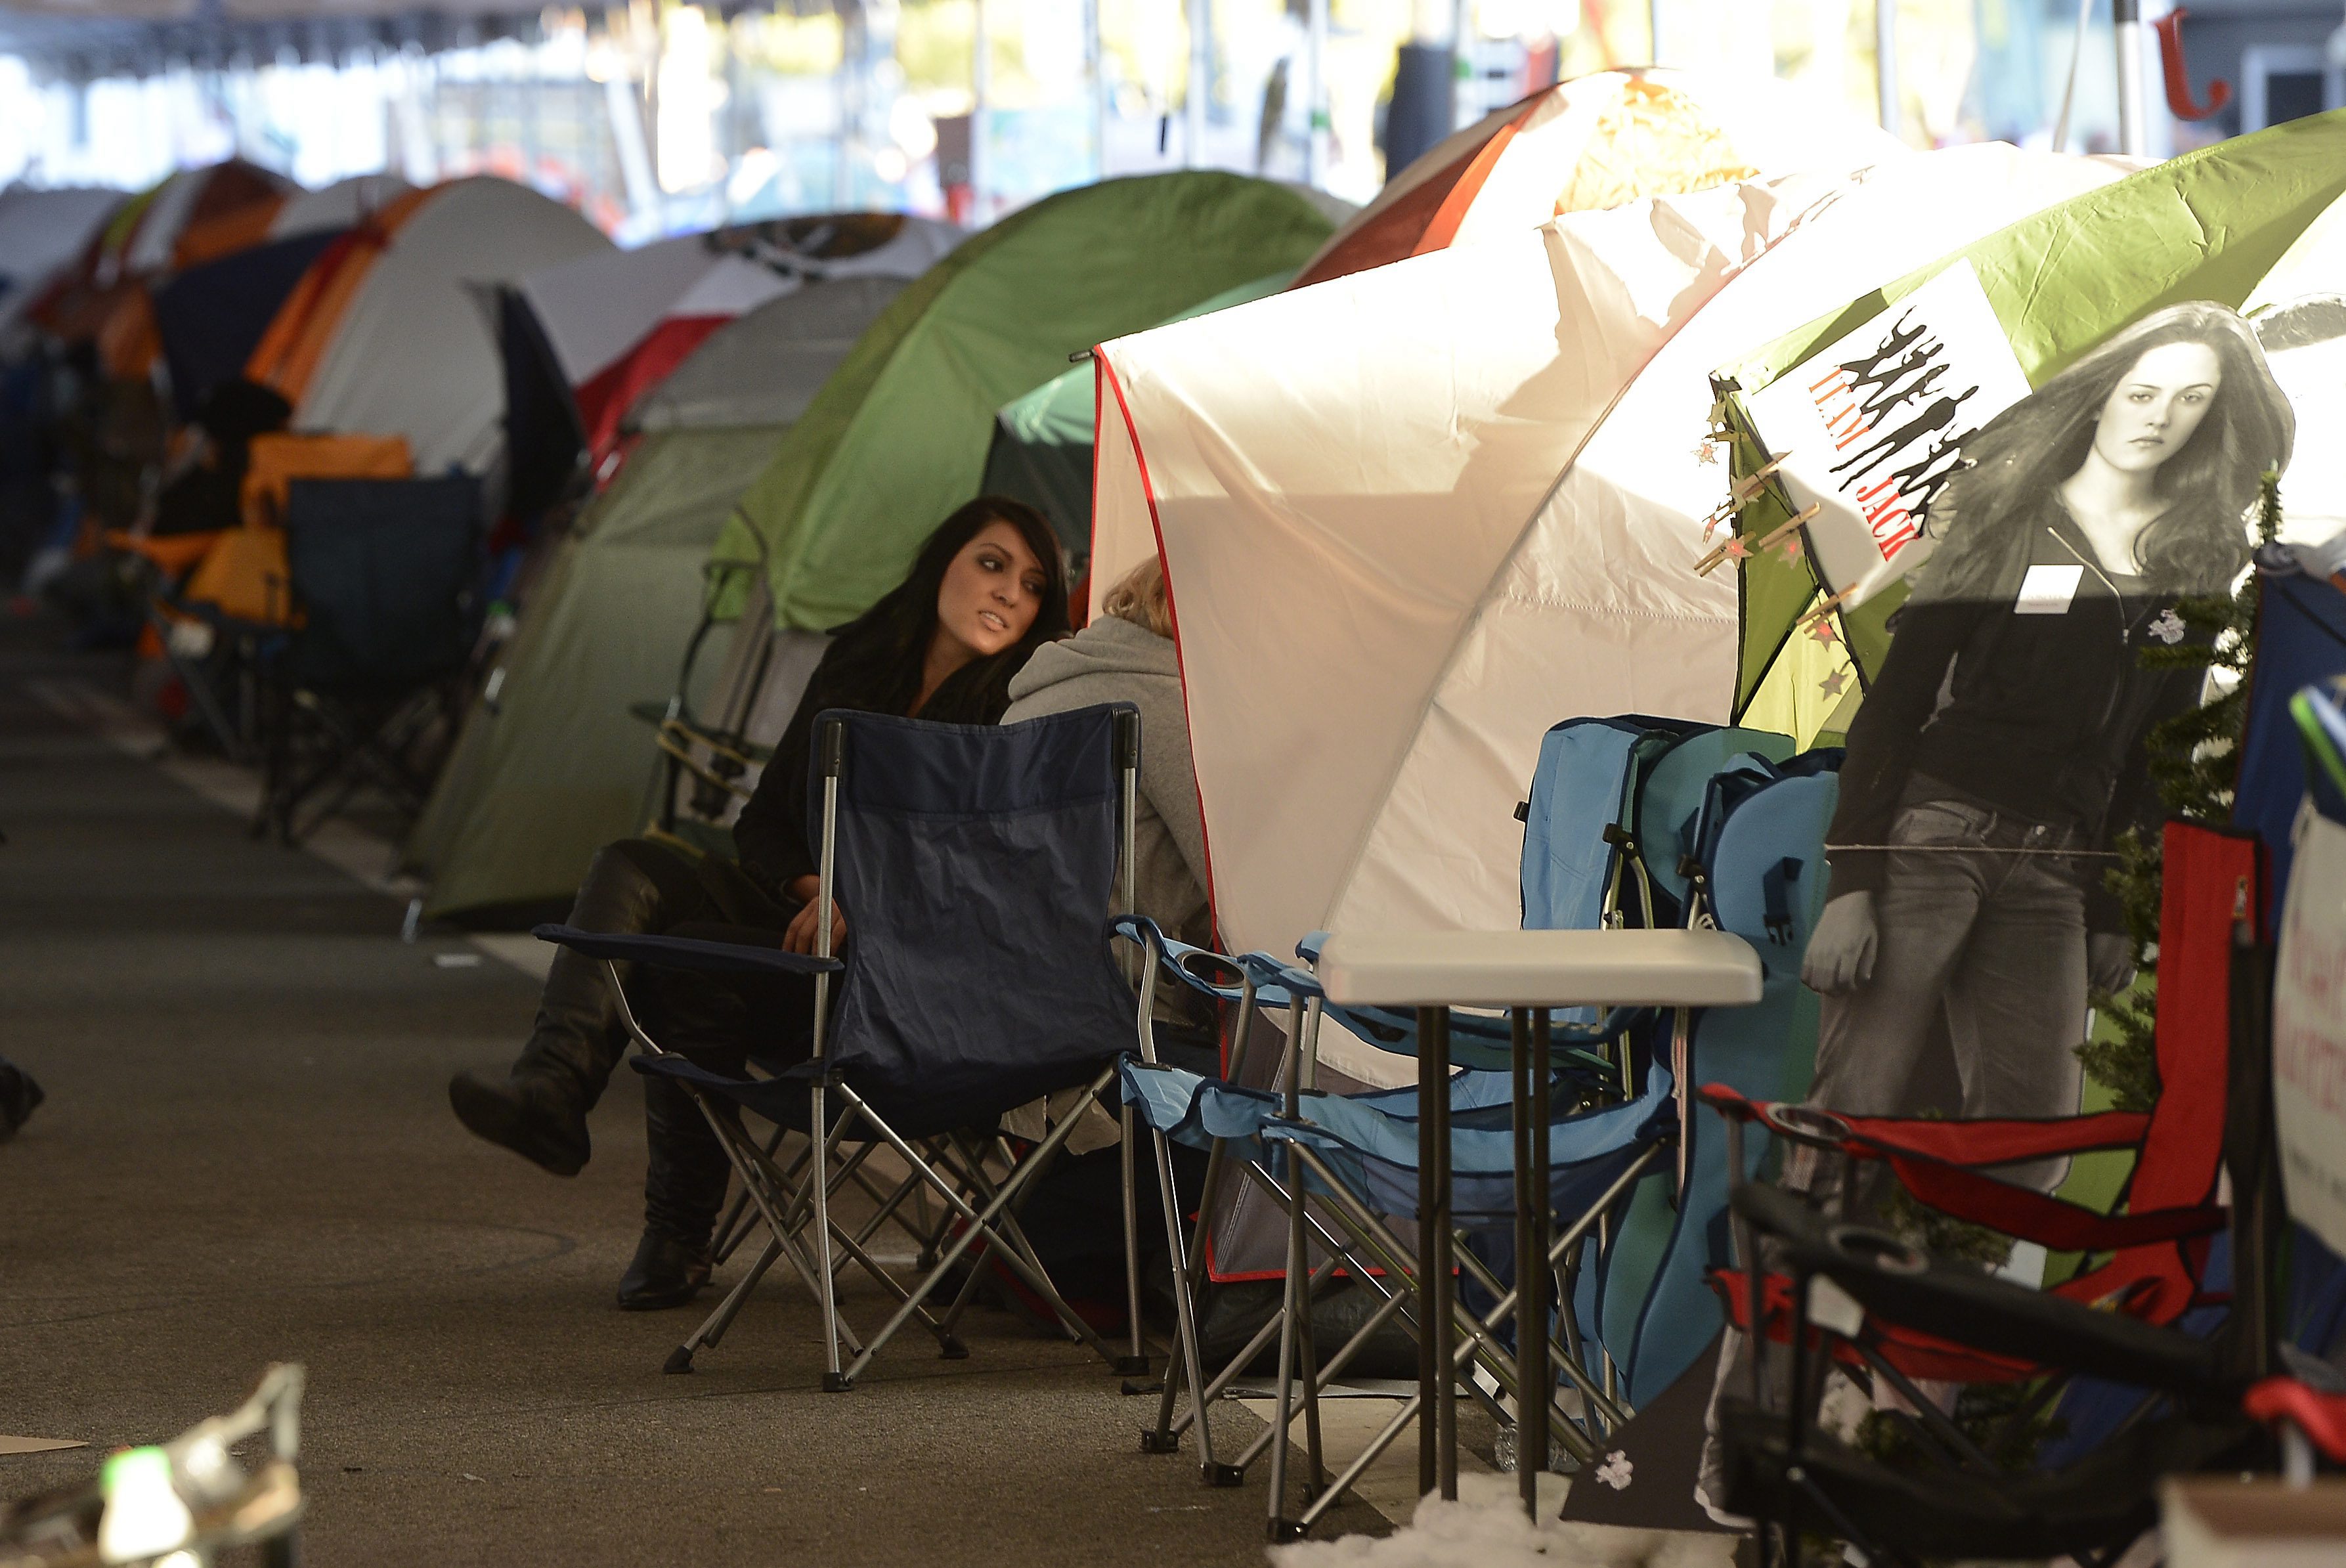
[
  {"x1": 1418, "y1": 1005, "x2": 1440, "y2": 1500},
  {"x1": 1429, "y1": 1007, "x2": 1456, "y2": 1500},
  {"x1": 1512, "y1": 1007, "x2": 1552, "y2": 1519}
]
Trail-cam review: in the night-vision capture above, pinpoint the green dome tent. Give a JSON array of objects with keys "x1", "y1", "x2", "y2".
[
  {"x1": 406, "y1": 276, "x2": 909, "y2": 923},
  {"x1": 979, "y1": 267, "x2": 1299, "y2": 555},
  {"x1": 709, "y1": 171, "x2": 1343, "y2": 634}
]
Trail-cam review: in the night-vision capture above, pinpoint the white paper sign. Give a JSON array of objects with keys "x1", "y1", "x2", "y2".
[
  {"x1": 1743, "y1": 259, "x2": 2035, "y2": 608},
  {"x1": 2015, "y1": 563, "x2": 2085, "y2": 615},
  {"x1": 2274, "y1": 802, "x2": 2346, "y2": 1258}
]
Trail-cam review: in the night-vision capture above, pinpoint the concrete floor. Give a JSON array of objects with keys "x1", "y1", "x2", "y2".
[{"x1": 0, "y1": 619, "x2": 1387, "y2": 1565}]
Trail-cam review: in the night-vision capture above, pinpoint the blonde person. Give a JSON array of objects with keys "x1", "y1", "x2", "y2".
[{"x1": 995, "y1": 554, "x2": 1216, "y2": 1326}]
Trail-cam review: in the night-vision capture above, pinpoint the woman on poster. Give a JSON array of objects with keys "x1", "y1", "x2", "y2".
[{"x1": 1800, "y1": 301, "x2": 2292, "y2": 1186}]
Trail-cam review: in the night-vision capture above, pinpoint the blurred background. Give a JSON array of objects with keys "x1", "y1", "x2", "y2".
[{"x1": 2, "y1": 0, "x2": 2337, "y2": 242}]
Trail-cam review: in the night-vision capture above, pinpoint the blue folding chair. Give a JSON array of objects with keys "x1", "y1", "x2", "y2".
[{"x1": 540, "y1": 702, "x2": 1149, "y2": 1388}]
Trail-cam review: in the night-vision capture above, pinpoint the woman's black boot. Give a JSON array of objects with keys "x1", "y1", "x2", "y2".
[
  {"x1": 617, "y1": 1227, "x2": 712, "y2": 1311},
  {"x1": 447, "y1": 844, "x2": 674, "y2": 1175}
]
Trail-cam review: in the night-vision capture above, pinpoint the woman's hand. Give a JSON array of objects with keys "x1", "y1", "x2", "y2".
[
  {"x1": 2087, "y1": 932, "x2": 2137, "y2": 996},
  {"x1": 1802, "y1": 892, "x2": 1879, "y2": 995},
  {"x1": 783, "y1": 897, "x2": 847, "y2": 956}
]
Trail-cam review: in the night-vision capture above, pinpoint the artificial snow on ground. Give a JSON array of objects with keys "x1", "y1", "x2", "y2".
[{"x1": 1269, "y1": 1473, "x2": 1737, "y2": 1568}]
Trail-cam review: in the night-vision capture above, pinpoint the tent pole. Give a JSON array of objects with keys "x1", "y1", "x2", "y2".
[
  {"x1": 1649, "y1": 0, "x2": 1664, "y2": 65},
  {"x1": 1874, "y1": 0, "x2": 1897, "y2": 133},
  {"x1": 2114, "y1": 0, "x2": 2148, "y2": 156},
  {"x1": 1186, "y1": 0, "x2": 1209, "y2": 166}
]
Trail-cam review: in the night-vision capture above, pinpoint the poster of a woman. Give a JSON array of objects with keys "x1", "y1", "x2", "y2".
[
  {"x1": 1800, "y1": 300, "x2": 2294, "y2": 1188},
  {"x1": 1697, "y1": 300, "x2": 2294, "y2": 1530}
]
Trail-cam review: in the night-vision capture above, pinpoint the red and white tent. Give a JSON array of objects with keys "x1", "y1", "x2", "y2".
[
  {"x1": 1293, "y1": 67, "x2": 1905, "y2": 289},
  {"x1": 1088, "y1": 144, "x2": 2123, "y2": 1084},
  {"x1": 518, "y1": 214, "x2": 959, "y2": 464}
]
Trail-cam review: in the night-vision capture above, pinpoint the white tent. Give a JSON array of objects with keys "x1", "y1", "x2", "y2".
[
  {"x1": 267, "y1": 173, "x2": 411, "y2": 240},
  {"x1": 292, "y1": 176, "x2": 609, "y2": 473},
  {"x1": 630, "y1": 274, "x2": 911, "y2": 433},
  {"x1": 0, "y1": 185, "x2": 121, "y2": 330},
  {"x1": 514, "y1": 215, "x2": 957, "y2": 454},
  {"x1": 1088, "y1": 144, "x2": 2125, "y2": 1082}
]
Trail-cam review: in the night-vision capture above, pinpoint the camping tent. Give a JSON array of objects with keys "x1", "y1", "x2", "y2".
[
  {"x1": 0, "y1": 186, "x2": 123, "y2": 334},
  {"x1": 501, "y1": 215, "x2": 958, "y2": 521},
  {"x1": 708, "y1": 170, "x2": 1343, "y2": 641},
  {"x1": 405, "y1": 275, "x2": 911, "y2": 921},
  {"x1": 1086, "y1": 144, "x2": 2127, "y2": 1067},
  {"x1": 266, "y1": 173, "x2": 410, "y2": 240},
  {"x1": 152, "y1": 229, "x2": 342, "y2": 422},
  {"x1": 245, "y1": 176, "x2": 610, "y2": 474},
  {"x1": 980, "y1": 268, "x2": 1299, "y2": 555},
  {"x1": 1293, "y1": 67, "x2": 1907, "y2": 288}
]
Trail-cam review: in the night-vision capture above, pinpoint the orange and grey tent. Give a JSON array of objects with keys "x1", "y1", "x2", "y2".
[
  {"x1": 36, "y1": 161, "x2": 292, "y2": 354},
  {"x1": 1292, "y1": 67, "x2": 1906, "y2": 288},
  {"x1": 244, "y1": 177, "x2": 609, "y2": 475}
]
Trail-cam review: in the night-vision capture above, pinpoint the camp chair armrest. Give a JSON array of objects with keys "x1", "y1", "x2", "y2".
[
  {"x1": 1108, "y1": 915, "x2": 1294, "y2": 1007},
  {"x1": 531, "y1": 924, "x2": 841, "y2": 976},
  {"x1": 1729, "y1": 1183, "x2": 2232, "y2": 1401}
]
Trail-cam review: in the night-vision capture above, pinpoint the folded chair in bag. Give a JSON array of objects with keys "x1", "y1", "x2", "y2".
[
  {"x1": 543, "y1": 703, "x2": 1151, "y2": 1389},
  {"x1": 1706, "y1": 821, "x2": 2274, "y2": 1565},
  {"x1": 251, "y1": 475, "x2": 482, "y2": 844}
]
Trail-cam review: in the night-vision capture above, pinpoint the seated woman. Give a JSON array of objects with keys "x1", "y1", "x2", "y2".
[
  {"x1": 448, "y1": 497, "x2": 1068, "y2": 1308},
  {"x1": 994, "y1": 554, "x2": 1217, "y2": 1320}
]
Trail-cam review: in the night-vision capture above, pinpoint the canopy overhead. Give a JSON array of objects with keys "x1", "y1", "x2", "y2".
[
  {"x1": 1089, "y1": 144, "x2": 2128, "y2": 1012},
  {"x1": 247, "y1": 175, "x2": 609, "y2": 474},
  {"x1": 1295, "y1": 66, "x2": 1909, "y2": 289},
  {"x1": 710, "y1": 169, "x2": 1339, "y2": 635}
]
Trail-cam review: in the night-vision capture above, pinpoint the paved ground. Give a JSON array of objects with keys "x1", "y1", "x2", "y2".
[{"x1": 0, "y1": 616, "x2": 1387, "y2": 1565}]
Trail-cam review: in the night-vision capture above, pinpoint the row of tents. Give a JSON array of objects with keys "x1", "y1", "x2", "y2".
[{"x1": 401, "y1": 66, "x2": 1908, "y2": 926}]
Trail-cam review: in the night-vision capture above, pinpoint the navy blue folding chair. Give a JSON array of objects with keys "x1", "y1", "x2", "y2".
[{"x1": 541, "y1": 702, "x2": 1148, "y2": 1388}]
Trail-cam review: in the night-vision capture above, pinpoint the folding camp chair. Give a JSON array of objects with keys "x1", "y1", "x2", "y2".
[
  {"x1": 250, "y1": 475, "x2": 482, "y2": 844},
  {"x1": 1704, "y1": 821, "x2": 2274, "y2": 1564},
  {"x1": 1120, "y1": 723, "x2": 1807, "y2": 1533},
  {"x1": 541, "y1": 703, "x2": 1152, "y2": 1388}
]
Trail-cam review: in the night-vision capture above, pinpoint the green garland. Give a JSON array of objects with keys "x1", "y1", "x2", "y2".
[{"x1": 2075, "y1": 468, "x2": 2282, "y2": 1112}]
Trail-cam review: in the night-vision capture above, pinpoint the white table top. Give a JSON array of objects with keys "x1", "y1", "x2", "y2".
[{"x1": 1314, "y1": 927, "x2": 1764, "y2": 1009}]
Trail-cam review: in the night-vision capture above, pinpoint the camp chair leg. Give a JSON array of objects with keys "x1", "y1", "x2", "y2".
[
  {"x1": 1167, "y1": 1251, "x2": 1344, "y2": 1447},
  {"x1": 1154, "y1": 1131, "x2": 1240, "y2": 1445},
  {"x1": 668, "y1": 1234, "x2": 784, "y2": 1374},
  {"x1": 1224, "y1": 1260, "x2": 1410, "y2": 1481},
  {"x1": 831, "y1": 1072, "x2": 1114, "y2": 1385},
  {"x1": 1148, "y1": 1123, "x2": 1227, "y2": 1479},
  {"x1": 1119, "y1": 1102, "x2": 1149, "y2": 1379},
  {"x1": 710, "y1": 1128, "x2": 802, "y2": 1265},
  {"x1": 1267, "y1": 1144, "x2": 1305, "y2": 1540},
  {"x1": 808, "y1": 1078, "x2": 848, "y2": 1391}
]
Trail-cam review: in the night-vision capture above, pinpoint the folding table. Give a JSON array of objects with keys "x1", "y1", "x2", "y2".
[{"x1": 1314, "y1": 927, "x2": 1764, "y2": 1514}]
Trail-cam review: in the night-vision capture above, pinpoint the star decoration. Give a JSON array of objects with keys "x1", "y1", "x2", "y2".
[
  {"x1": 1819, "y1": 668, "x2": 1850, "y2": 697},
  {"x1": 1779, "y1": 537, "x2": 1803, "y2": 559},
  {"x1": 1808, "y1": 617, "x2": 1840, "y2": 645},
  {"x1": 1723, "y1": 538, "x2": 1751, "y2": 561},
  {"x1": 1693, "y1": 439, "x2": 1720, "y2": 466}
]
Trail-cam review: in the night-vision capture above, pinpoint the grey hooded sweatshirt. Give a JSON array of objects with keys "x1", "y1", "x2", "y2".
[{"x1": 1003, "y1": 613, "x2": 1210, "y2": 1018}]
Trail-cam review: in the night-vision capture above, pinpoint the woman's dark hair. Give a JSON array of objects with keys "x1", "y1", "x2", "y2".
[
  {"x1": 811, "y1": 495, "x2": 1069, "y2": 724},
  {"x1": 1919, "y1": 301, "x2": 2293, "y2": 602}
]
